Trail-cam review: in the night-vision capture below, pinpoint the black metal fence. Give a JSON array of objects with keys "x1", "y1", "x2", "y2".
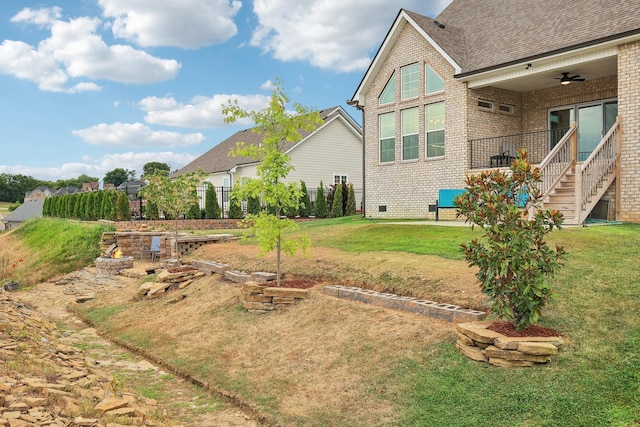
[
  {"x1": 469, "y1": 128, "x2": 570, "y2": 169},
  {"x1": 196, "y1": 185, "x2": 362, "y2": 218}
]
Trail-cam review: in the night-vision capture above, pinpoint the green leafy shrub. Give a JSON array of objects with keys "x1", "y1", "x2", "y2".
[
  {"x1": 455, "y1": 150, "x2": 566, "y2": 330},
  {"x1": 346, "y1": 183, "x2": 357, "y2": 216},
  {"x1": 315, "y1": 182, "x2": 327, "y2": 218},
  {"x1": 330, "y1": 184, "x2": 343, "y2": 218},
  {"x1": 205, "y1": 184, "x2": 221, "y2": 219}
]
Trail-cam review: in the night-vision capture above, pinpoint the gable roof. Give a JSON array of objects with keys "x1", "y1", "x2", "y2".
[
  {"x1": 174, "y1": 106, "x2": 362, "y2": 176},
  {"x1": 430, "y1": 0, "x2": 640, "y2": 75},
  {"x1": 4, "y1": 199, "x2": 44, "y2": 224},
  {"x1": 352, "y1": 2, "x2": 640, "y2": 102}
]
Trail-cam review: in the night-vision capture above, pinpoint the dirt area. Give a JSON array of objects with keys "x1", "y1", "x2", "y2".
[
  {"x1": 193, "y1": 241, "x2": 486, "y2": 310},
  {"x1": 14, "y1": 268, "x2": 260, "y2": 427},
  {"x1": 10, "y1": 240, "x2": 488, "y2": 426}
]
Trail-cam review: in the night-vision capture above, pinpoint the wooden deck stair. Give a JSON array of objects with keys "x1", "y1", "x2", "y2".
[{"x1": 542, "y1": 168, "x2": 577, "y2": 224}]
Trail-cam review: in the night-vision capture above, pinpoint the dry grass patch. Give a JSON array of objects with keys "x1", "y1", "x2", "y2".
[
  {"x1": 191, "y1": 241, "x2": 486, "y2": 311},
  {"x1": 81, "y1": 272, "x2": 455, "y2": 425}
]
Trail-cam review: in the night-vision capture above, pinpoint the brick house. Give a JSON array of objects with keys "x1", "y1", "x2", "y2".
[{"x1": 349, "y1": 2, "x2": 640, "y2": 224}]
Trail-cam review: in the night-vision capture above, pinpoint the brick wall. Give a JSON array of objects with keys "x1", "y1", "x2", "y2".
[
  {"x1": 618, "y1": 41, "x2": 640, "y2": 222},
  {"x1": 363, "y1": 24, "x2": 467, "y2": 219}
]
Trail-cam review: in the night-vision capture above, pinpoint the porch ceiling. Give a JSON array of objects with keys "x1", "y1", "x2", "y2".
[{"x1": 460, "y1": 48, "x2": 618, "y2": 92}]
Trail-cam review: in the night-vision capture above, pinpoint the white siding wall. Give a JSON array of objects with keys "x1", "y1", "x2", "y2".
[{"x1": 286, "y1": 118, "x2": 363, "y2": 190}]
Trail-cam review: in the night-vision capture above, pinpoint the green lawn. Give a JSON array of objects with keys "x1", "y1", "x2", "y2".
[
  {"x1": 301, "y1": 218, "x2": 640, "y2": 426},
  {"x1": 9, "y1": 217, "x2": 640, "y2": 426}
]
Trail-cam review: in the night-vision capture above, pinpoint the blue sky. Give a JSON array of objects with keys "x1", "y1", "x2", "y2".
[{"x1": 0, "y1": 0, "x2": 451, "y2": 182}]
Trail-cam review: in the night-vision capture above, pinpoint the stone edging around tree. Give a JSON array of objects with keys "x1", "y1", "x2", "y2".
[{"x1": 456, "y1": 321, "x2": 565, "y2": 367}]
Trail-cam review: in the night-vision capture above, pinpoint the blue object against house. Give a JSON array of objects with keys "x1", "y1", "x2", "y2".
[{"x1": 436, "y1": 189, "x2": 466, "y2": 221}]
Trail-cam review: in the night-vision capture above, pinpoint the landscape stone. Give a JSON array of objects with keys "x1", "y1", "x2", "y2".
[
  {"x1": 263, "y1": 288, "x2": 308, "y2": 298},
  {"x1": 485, "y1": 345, "x2": 552, "y2": 363},
  {"x1": 456, "y1": 341, "x2": 488, "y2": 362},
  {"x1": 494, "y1": 336, "x2": 564, "y2": 350},
  {"x1": 517, "y1": 341, "x2": 559, "y2": 355},
  {"x1": 455, "y1": 322, "x2": 503, "y2": 344}
]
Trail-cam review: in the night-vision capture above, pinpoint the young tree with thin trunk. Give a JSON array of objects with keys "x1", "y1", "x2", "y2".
[
  {"x1": 140, "y1": 171, "x2": 206, "y2": 258},
  {"x1": 222, "y1": 80, "x2": 322, "y2": 286}
]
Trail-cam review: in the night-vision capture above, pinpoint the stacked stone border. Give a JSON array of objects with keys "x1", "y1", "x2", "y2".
[
  {"x1": 456, "y1": 321, "x2": 565, "y2": 367},
  {"x1": 323, "y1": 285, "x2": 486, "y2": 323},
  {"x1": 241, "y1": 282, "x2": 309, "y2": 314}
]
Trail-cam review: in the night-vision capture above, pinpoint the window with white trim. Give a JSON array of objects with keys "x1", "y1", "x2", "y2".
[
  {"x1": 426, "y1": 102, "x2": 445, "y2": 158},
  {"x1": 379, "y1": 112, "x2": 395, "y2": 163},
  {"x1": 425, "y1": 64, "x2": 445, "y2": 94},
  {"x1": 477, "y1": 99, "x2": 494, "y2": 111},
  {"x1": 379, "y1": 73, "x2": 396, "y2": 105},
  {"x1": 401, "y1": 63, "x2": 419, "y2": 100},
  {"x1": 402, "y1": 107, "x2": 419, "y2": 160},
  {"x1": 333, "y1": 174, "x2": 348, "y2": 185}
]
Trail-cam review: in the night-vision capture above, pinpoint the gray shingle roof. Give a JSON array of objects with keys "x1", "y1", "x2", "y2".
[
  {"x1": 4, "y1": 199, "x2": 44, "y2": 223},
  {"x1": 408, "y1": 0, "x2": 640, "y2": 75},
  {"x1": 173, "y1": 106, "x2": 353, "y2": 176}
]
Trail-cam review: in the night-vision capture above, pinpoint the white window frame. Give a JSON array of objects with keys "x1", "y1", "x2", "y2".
[
  {"x1": 379, "y1": 112, "x2": 396, "y2": 163},
  {"x1": 401, "y1": 63, "x2": 419, "y2": 100},
  {"x1": 426, "y1": 102, "x2": 445, "y2": 158},
  {"x1": 333, "y1": 174, "x2": 348, "y2": 185},
  {"x1": 379, "y1": 72, "x2": 396, "y2": 105},
  {"x1": 425, "y1": 64, "x2": 445, "y2": 95},
  {"x1": 401, "y1": 107, "x2": 419, "y2": 161},
  {"x1": 477, "y1": 99, "x2": 495, "y2": 112}
]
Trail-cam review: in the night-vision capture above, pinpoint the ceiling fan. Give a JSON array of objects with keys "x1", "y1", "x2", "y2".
[{"x1": 555, "y1": 72, "x2": 585, "y2": 85}]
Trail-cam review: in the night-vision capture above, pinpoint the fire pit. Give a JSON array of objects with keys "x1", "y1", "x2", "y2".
[{"x1": 95, "y1": 256, "x2": 134, "y2": 277}]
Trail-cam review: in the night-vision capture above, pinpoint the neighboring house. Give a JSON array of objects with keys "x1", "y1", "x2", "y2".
[
  {"x1": 174, "y1": 106, "x2": 363, "y2": 209},
  {"x1": 25, "y1": 186, "x2": 56, "y2": 201},
  {"x1": 82, "y1": 182, "x2": 99, "y2": 192},
  {"x1": 103, "y1": 183, "x2": 116, "y2": 191},
  {"x1": 350, "y1": 2, "x2": 640, "y2": 224},
  {"x1": 3, "y1": 199, "x2": 44, "y2": 230},
  {"x1": 55, "y1": 186, "x2": 80, "y2": 196},
  {"x1": 116, "y1": 180, "x2": 147, "y2": 218}
]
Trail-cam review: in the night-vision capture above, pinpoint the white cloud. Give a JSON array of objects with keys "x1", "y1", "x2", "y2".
[
  {"x1": 0, "y1": 9, "x2": 181, "y2": 92},
  {"x1": 250, "y1": 0, "x2": 450, "y2": 73},
  {"x1": 99, "y1": 0, "x2": 242, "y2": 48},
  {"x1": 72, "y1": 122, "x2": 206, "y2": 147},
  {"x1": 260, "y1": 80, "x2": 274, "y2": 90},
  {"x1": 139, "y1": 94, "x2": 271, "y2": 128},
  {"x1": 0, "y1": 152, "x2": 197, "y2": 181},
  {"x1": 10, "y1": 7, "x2": 62, "y2": 27}
]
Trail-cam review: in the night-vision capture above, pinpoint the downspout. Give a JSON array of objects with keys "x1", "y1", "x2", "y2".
[
  {"x1": 226, "y1": 167, "x2": 236, "y2": 219},
  {"x1": 347, "y1": 100, "x2": 365, "y2": 217}
]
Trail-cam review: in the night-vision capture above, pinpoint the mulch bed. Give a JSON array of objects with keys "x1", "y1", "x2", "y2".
[
  {"x1": 487, "y1": 320, "x2": 561, "y2": 337},
  {"x1": 270, "y1": 278, "x2": 318, "y2": 289}
]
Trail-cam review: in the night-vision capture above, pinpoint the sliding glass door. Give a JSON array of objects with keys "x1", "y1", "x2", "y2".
[{"x1": 549, "y1": 99, "x2": 617, "y2": 161}]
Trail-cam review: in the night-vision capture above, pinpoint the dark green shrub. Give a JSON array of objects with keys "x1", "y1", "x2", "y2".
[
  {"x1": 116, "y1": 191, "x2": 130, "y2": 221},
  {"x1": 315, "y1": 182, "x2": 327, "y2": 218},
  {"x1": 346, "y1": 183, "x2": 356, "y2": 216},
  {"x1": 247, "y1": 195, "x2": 261, "y2": 215},
  {"x1": 455, "y1": 149, "x2": 566, "y2": 330},
  {"x1": 228, "y1": 197, "x2": 243, "y2": 219},
  {"x1": 331, "y1": 183, "x2": 344, "y2": 218},
  {"x1": 299, "y1": 181, "x2": 311, "y2": 217},
  {"x1": 205, "y1": 184, "x2": 221, "y2": 219}
]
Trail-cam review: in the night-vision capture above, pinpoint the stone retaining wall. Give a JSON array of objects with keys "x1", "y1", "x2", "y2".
[
  {"x1": 240, "y1": 281, "x2": 309, "y2": 314},
  {"x1": 323, "y1": 285, "x2": 486, "y2": 323},
  {"x1": 456, "y1": 321, "x2": 565, "y2": 367}
]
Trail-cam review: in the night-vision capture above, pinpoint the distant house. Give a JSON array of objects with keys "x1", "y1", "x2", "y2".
[
  {"x1": 350, "y1": 2, "x2": 640, "y2": 223},
  {"x1": 174, "y1": 106, "x2": 363, "y2": 209},
  {"x1": 3, "y1": 199, "x2": 45, "y2": 230},
  {"x1": 24, "y1": 186, "x2": 56, "y2": 201},
  {"x1": 103, "y1": 183, "x2": 116, "y2": 191},
  {"x1": 116, "y1": 180, "x2": 147, "y2": 218},
  {"x1": 55, "y1": 186, "x2": 80, "y2": 196},
  {"x1": 82, "y1": 182, "x2": 99, "y2": 192}
]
